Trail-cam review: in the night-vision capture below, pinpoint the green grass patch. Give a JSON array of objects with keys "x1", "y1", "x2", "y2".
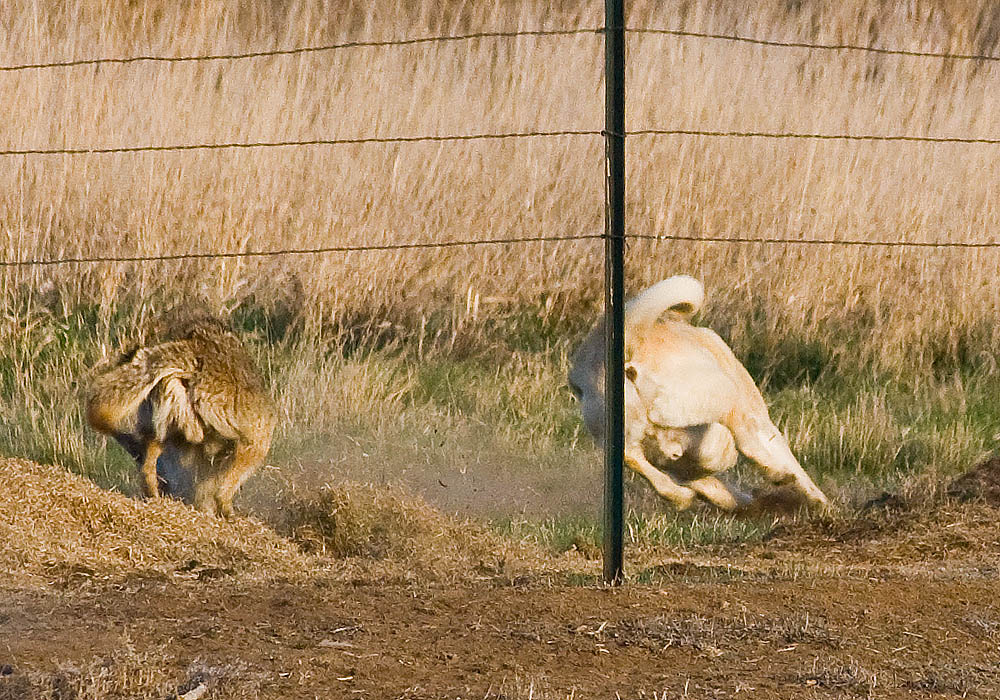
[{"x1": 495, "y1": 508, "x2": 771, "y2": 554}]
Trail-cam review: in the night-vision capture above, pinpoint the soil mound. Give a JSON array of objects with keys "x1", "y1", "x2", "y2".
[
  {"x1": 758, "y1": 464, "x2": 1000, "y2": 566},
  {"x1": 947, "y1": 456, "x2": 1000, "y2": 505},
  {"x1": 276, "y1": 482, "x2": 532, "y2": 578},
  {"x1": 0, "y1": 458, "x2": 545, "y2": 589},
  {"x1": 0, "y1": 458, "x2": 312, "y2": 587}
]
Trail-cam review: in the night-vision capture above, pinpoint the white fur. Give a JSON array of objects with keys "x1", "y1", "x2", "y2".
[{"x1": 569, "y1": 275, "x2": 828, "y2": 512}]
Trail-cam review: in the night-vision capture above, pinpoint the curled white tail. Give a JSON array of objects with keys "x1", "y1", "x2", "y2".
[{"x1": 624, "y1": 275, "x2": 705, "y2": 332}]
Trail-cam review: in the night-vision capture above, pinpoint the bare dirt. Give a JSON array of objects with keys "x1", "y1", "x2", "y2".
[
  {"x1": 3, "y1": 457, "x2": 1000, "y2": 699},
  {"x1": 4, "y1": 574, "x2": 1000, "y2": 699}
]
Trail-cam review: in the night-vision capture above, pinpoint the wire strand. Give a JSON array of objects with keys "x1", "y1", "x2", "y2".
[
  {"x1": 0, "y1": 234, "x2": 603, "y2": 267},
  {"x1": 5, "y1": 26, "x2": 993, "y2": 73},
  {"x1": 630, "y1": 233, "x2": 1000, "y2": 248},
  {"x1": 629, "y1": 129, "x2": 1000, "y2": 145},
  {"x1": 0, "y1": 28, "x2": 603, "y2": 73},
  {"x1": 628, "y1": 27, "x2": 1000, "y2": 63},
  {"x1": 7, "y1": 231, "x2": 999, "y2": 269},
  {"x1": 0, "y1": 130, "x2": 602, "y2": 157},
  {"x1": 9, "y1": 127, "x2": 999, "y2": 158}
]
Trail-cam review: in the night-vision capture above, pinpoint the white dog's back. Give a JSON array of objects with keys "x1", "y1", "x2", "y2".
[{"x1": 569, "y1": 275, "x2": 707, "y2": 443}]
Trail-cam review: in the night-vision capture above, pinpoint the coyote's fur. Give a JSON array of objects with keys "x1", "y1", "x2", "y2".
[
  {"x1": 568, "y1": 275, "x2": 829, "y2": 512},
  {"x1": 86, "y1": 311, "x2": 277, "y2": 517}
]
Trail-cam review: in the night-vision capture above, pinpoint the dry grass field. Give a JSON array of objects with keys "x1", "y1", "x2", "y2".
[{"x1": 4, "y1": 0, "x2": 1000, "y2": 697}]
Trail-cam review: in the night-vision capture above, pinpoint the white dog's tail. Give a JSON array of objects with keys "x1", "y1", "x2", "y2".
[{"x1": 624, "y1": 275, "x2": 705, "y2": 333}]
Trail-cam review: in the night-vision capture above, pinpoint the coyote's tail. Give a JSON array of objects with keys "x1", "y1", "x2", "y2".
[
  {"x1": 86, "y1": 343, "x2": 197, "y2": 435},
  {"x1": 85, "y1": 362, "x2": 161, "y2": 434},
  {"x1": 624, "y1": 275, "x2": 705, "y2": 333}
]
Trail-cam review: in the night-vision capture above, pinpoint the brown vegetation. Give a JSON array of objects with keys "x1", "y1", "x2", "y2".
[
  {"x1": 4, "y1": 2, "x2": 1000, "y2": 694},
  {"x1": 0, "y1": 457, "x2": 548, "y2": 589},
  {"x1": 278, "y1": 482, "x2": 526, "y2": 569},
  {"x1": 0, "y1": 458, "x2": 312, "y2": 588},
  {"x1": 947, "y1": 455, "x2": 1000, "y2": 505}
]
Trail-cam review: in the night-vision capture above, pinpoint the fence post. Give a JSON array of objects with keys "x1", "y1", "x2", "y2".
[{"x1": 603, "y1": 0, "x2": 626, "y2": 585}]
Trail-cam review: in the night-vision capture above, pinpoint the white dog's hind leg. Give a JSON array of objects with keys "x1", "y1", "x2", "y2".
[
  {"x1": 625, "y1": 451, "x2": 696, "y2": 510},
  {"x1": 729, "y1": 418, "x2": 829, "y2": 507},
  {"x1": 686, "y1": 422, "x2": 738, "y2": 473}
]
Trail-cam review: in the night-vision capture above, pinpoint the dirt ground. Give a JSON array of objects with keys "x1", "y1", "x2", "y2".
[
  {"x1": 4, "y1": 573, "x2": 1000, "y2": 699},
  {"x1": 3, "y1": 457, "x2": 1000, "y2": 699}
]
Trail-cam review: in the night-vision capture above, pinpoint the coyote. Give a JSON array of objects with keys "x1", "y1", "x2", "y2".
[
  {"x1": 568, "y1": 275, "x2": 829, "y2": 512},
  {"x1": 86, "y1": 311, "x2": 277, "y2": 517}
]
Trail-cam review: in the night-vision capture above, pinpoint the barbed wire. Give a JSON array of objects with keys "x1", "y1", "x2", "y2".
[
  {"x1": 630, "y1": 234, "x2": 1000, "y2": 248},
  {"x1": 0, "y1": 28, "x2": 602, "y2": 73},
  {"x1": 2, "y1": 25, "x2": 993, "y2": 75},
  {"x1": 3, "y1": 19, "x2": 997, "y2": 266},
  {"x1": 9, "y1": 126, "x2": 1000, "y2": 158},
  {"x1": 0, "y1": 130, "x2": 602, "y2": 157},
  {"x1": 630, "y1": 129, "x2": 1000, "y2": 145},
  {"x1": 7, "y1": 231, "x2": 1000, "y2": 269},
  {"x1": 628, "y1": 27, "x2": 1000, "y2": 63},
  {"x1": 0, "y1": 234, "x2": 603, "y2": 268}
]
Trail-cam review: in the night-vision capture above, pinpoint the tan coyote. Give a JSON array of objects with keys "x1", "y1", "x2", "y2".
[
  {"x1": 86, "y1": 311, "x2": 277, "y2": 517},
  {"x1": 568, "y1": 275, "x2": 829, "y2": 513}
]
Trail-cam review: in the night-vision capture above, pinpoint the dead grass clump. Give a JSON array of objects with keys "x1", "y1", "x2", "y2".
[
  {"x1": 0, "y1": 458, "x2": 315, "y2": 588},
  {"x1": 947, "y1": 455, "x2": 1000, "y2": 505},
  {"x1": 902, "y1": 667, "x2": 978, "y2": 696},
  {"x1": 278, "y1": 482, "x2": 535, "y2": 577},
  {"x1": 759, "y1": 482, "x2": 1000, "y2": 568},
  {"x1": 793, "y1": 660, "x2": 877, "y2": 696}
]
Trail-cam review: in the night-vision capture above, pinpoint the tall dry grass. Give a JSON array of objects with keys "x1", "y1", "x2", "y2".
[{"x1": 1, "y1": 0, "x2": 999, "y2": 374}]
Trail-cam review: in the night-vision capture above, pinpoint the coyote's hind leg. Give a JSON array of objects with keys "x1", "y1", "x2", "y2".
[
  {"x1": 214, "y1": 441, "x2": 270, "y2": 518},
  {"x1": 140, "y1": 439, "x2": 163, "y2": 498}
]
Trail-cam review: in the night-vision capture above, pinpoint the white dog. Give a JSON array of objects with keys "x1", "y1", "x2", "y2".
[{"x1": 568, "y1": 275, "x2": 828, "y2": 512}]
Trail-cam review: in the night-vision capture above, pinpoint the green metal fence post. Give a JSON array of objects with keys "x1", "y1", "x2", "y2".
[{"x1": 603, "y1": 0, "x2": 626, "y2": 585}]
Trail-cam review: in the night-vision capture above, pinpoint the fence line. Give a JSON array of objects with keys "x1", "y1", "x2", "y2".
[
  {"x1": 3, "y1": 25, "x2": 995, "y2": 74},
  {"x1": 0, "y1": 235, "x2": 604, "y2": 268},
  {"x1": 0, "y1": 130, "x2": 602, "y2": 157},
  {"x1": 10, "y1": 126, "x2": 1000, "y2": 158},
  {"x1": 11, "y1": 129, "x2": 1000, "y2": 156},
  {"x1": 0, "y1": 28, "x2": 602, "y2": 73},
  {"x1": 628, "y1": 27, "x2": 1000, "y2": 63},
  {"x1": 4, "y1": 20, "x2": 1000, "y2": 265},
  {"x1": 631, "y1": 234, "x2": 1000, "y2": 248},
  {"x1": 630, "y1": 129, "x2": 1000, "y2": 145},
  {"x1": 8, "y1": 231, "x2": 1000, "y2": 269}
]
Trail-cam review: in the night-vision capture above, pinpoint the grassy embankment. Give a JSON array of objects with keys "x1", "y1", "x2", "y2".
[{"x1": 2, "y1": 0, "x2": 1000, "y2": 550}]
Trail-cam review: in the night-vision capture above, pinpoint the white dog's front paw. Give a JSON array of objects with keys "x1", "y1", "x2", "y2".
[
  {"x1": 672, "y1": 486, "x2": 697, "y2": 510},
  {"x1": 653, "y1": 481, "x2": 695, "y2": 510}
]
